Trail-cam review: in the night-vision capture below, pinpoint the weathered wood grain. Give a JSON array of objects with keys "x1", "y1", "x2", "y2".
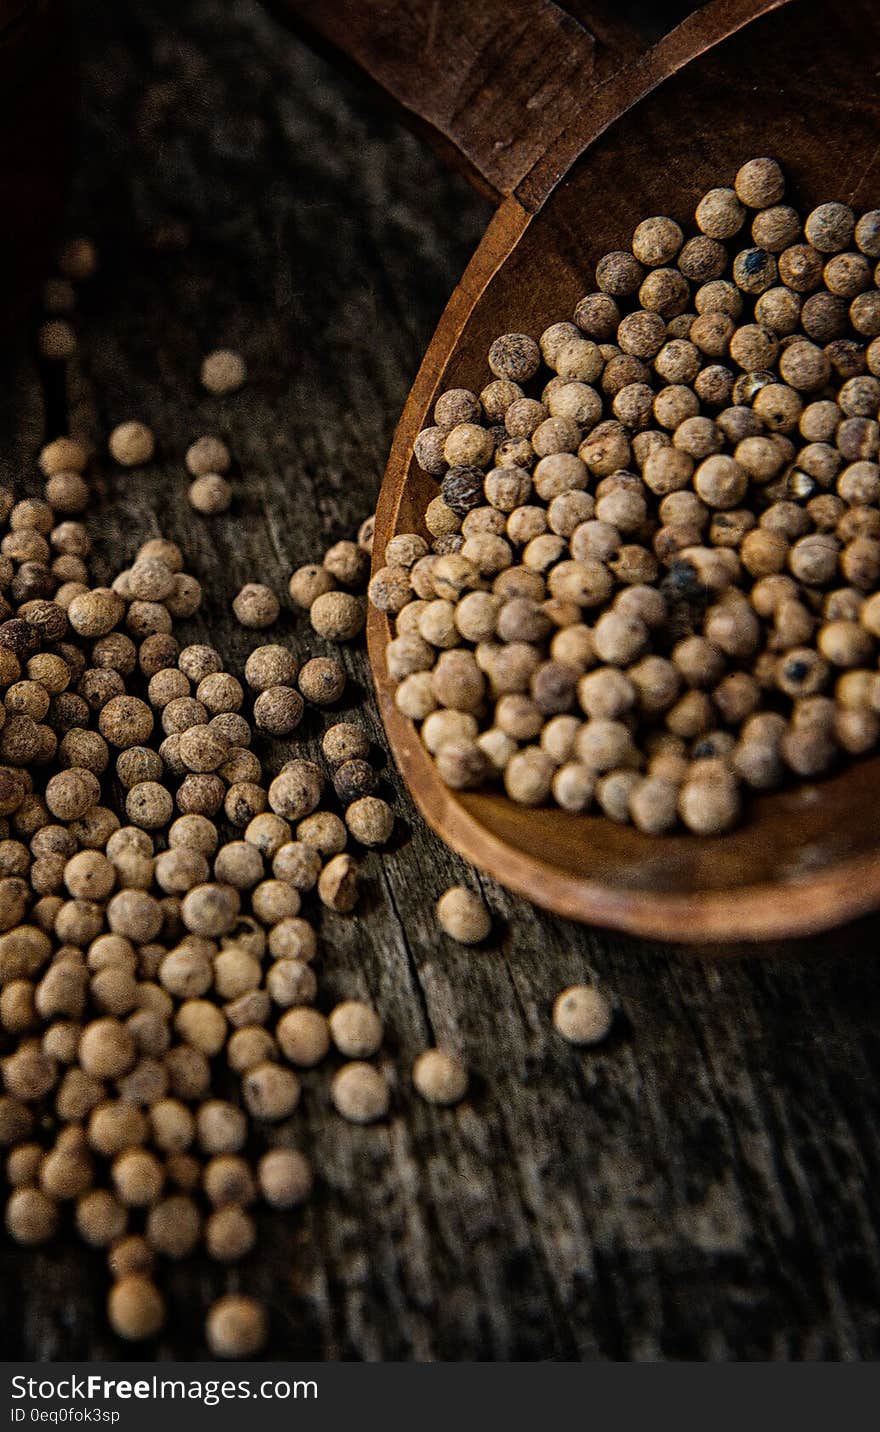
[{"x1": 1, "y1": 0, "x2": 880, "y2": 1363}]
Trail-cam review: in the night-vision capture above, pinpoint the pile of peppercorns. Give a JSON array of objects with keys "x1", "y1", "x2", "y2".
[
  {"x1": 368, "y1": 158, "x2": 880, "y2": 835},
  {"x1": 0, "y1": 314, "x2": 479, "y2": 1354},
  {"x1": 0, "y1": 195, "x2": 627, "y2": 1360}
]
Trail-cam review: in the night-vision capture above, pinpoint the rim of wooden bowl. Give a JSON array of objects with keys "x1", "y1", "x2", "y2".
[{"x1": 365, "y1": 0, "x2": 880, "y2": 944}]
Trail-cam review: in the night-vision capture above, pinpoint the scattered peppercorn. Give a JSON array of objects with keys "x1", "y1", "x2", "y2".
[
  {"x1": 200, "y1": 349, "x2": 247, "y2": 395},
  {"x1": 107, "y1": 1275, "x2": 165, "y2": 1340},
  {"x1": 257, "y1": 1148, "x2": 312, "y2": 1207},
  {"x1": 552, "y1": 985, "x2": 614, "y2": 1045},
  {"x1": 298, "y1": 656, "x2": 345, "y2": 705},
  {"x1": 317, "y1": 853, "x2": 359, "y2": 913},
  {"x1": 232, "y1": 584, "x2": 279, "y2": 630},
  {"x1": 109, "y1": 423, "x2": 156, "y2": 468},
  {"x1": 412, "y1": 1048, "x2": 468, "y2": 1105},
  {"x1": 345, "y1": 796, "x2": 394, "y2": 847},
  {"x1": 189, "y1": 474, "x2": 232, "y2": 514},
  {"x1": 310, "y1": 590, "x2": 365, "y2": 642},
  {"x1": 39, "y1": 320, "x2": 77, "y2": 361},
  {"x1": 331, "y1": 1061, "x2": 390, "y2": 1123},
  {"x1": 436, "y1": 886, "x2": 491, "y2": 944},
  {"x1": 205, "y1": 1294, "x2": 267, "y2": 1358},
  {"x1": 328, "y1": 1000, "x2": 383, "y2": 1059}
]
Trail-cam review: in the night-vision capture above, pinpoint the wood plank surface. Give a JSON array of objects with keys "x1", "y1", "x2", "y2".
[{"x1": 1, "y1": 0, "x2": 880, "y2": 1362}]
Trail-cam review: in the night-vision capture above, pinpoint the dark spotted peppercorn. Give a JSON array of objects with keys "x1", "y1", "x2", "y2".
[
  {"x1": 661, "y1": 560, "x2": 709, "y2": 607},
  {"x1": 432, "y1": 534, "x2": 465, "y2": 555},
  {"x1": 732, "y1": 248, "x2": 777, "y2": 294},
  {"x1": 826, "y1": 338, "x2": 866, "y2": 380},
  {"x1": 18, "y1": 600, "x2": 67, "y2": 643},
  {"x1": 678, "y1": 236, "x2": 727, "y2": 283},
  {"x1": 52, "y1": 642, "x2": 86, "y2": 681},
  {"x1": 440, "y1": 467, "x2": 485, "y2": 517},
  {"x1": 0, "y1": 620, "x2": 39, "y2": 659},
  {"x1": 48, "y1": 692, "x2": 90, "y2": 732},
  {"x1": 332, "y1": 759, "x2": 378, "y2": 804}
]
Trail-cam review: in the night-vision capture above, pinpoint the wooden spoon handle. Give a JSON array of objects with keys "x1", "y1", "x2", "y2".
[
  {"x1": 263, "y1": 0, "x2": 696, "y2": 202},
  {"x1": 518, "y1": 0, "x2": 792, "y2": 212}
]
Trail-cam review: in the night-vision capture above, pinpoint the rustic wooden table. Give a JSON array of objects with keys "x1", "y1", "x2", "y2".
[{"x1": 2, "y1": 0, "x2": 880, "y2": 1363}]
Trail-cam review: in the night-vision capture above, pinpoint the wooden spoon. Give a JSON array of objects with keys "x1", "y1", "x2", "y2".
[{"x1": 274, "y1": 0, "x2": 880, "y2": 941}]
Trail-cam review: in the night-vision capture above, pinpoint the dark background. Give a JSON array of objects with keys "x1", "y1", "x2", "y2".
[{"x1": 2, "y1": 0, "x2": 880, "y2": 1361}]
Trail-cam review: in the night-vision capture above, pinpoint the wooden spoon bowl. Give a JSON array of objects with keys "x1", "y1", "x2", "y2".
[{"x1": 283, "y1": 0, "x2": 880, "y2": 941}]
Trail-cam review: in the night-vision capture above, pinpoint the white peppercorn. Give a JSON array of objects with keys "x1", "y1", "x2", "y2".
[
  {"x1": 331, "y1": 1061, "x2": 390, "y2": 1123},
  {"x1": 552, "y1": 985, "x2": 613, "y2": 1044}
]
